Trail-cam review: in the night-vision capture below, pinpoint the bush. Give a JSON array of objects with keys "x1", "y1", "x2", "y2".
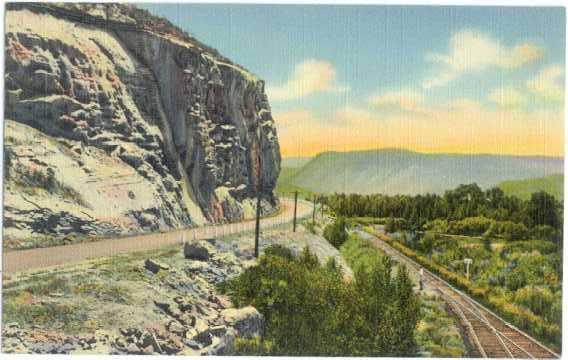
[
  {"x1": 340, "y1": 235, "x2": 384, "y2": 274},
  {"x1": 323, "y1": 217, "x2": 348, "y2": 248},
  {"x1": 234, "y1": 337, "x2": 273, "y2": 355},
  {"x1": 222, "y1": 246, "x2": 420, "y2": 356},
  {"x1": 350, "y1": 217, "x2": 390, "y2": 225},
  {"x1": 448, "y1": 216, "x2": 494, "y2": 236},
  {"x1": 514, "y1": 286, "x2": 560, "y2": 323},
  {"x1": 304, "y1": 221, "x2": 317, "y2": 234},
  {"x1": 264, "y1": 244, "x2": 294, "y2": 260},
  {"x1": 385, "y1": 217, "x2": 408, "y2": 233},
  {"x1": 492, "y1": 221, "x2": 529, "y2": 241},
  {"x1": 423, "y1": 219, "x2": 449, "y2": 233},
  {"x1": 530, "y1": 225, "x2": 562, "y2": 243}
]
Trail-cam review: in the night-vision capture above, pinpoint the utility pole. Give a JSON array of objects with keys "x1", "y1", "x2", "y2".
[
  {"x1": 254, "y1": 125, "x2": 262, "y2": 258},
  {"x1": 293, "y1": 191, "x2": 298, "y2": 232}
]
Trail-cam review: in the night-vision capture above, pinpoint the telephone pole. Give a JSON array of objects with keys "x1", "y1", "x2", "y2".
[{"x1": 293, "y1": 191, "x2": 298, "y2": 232}]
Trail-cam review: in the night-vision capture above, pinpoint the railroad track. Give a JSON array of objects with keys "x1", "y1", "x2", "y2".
[{"x1": 356, "y1": 230, "x2": 560, "y2": 359}]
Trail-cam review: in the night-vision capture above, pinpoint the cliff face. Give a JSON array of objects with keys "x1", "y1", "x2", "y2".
[{"x1": 3, "y1": 3, "x2": 280, "y2": 245}]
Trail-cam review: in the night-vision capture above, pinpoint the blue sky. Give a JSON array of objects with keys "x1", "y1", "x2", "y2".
[{"x1": 140, "y1": 4, "x2": 565, "y2": 157}]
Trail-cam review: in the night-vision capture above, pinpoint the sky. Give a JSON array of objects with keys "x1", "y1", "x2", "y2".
[{"x1": 140, "y1": 4, "x2": 565, "y2": 158}]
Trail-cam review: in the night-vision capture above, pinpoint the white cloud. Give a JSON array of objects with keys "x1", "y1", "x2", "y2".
[
  {"x1": 423, "y1": 29, "x2": 544, "y2": 89},
  {"x1": 526, "y1": 64, "x2": 564, "y2": 102},
  {"x1": 266, "y1": 59, "x2": 349, "y2": 102},
  {"x1": 488, "y1": 87, "x2": 526, "y2": 107},
  {"x1": 368, "y1": 90, "x2": 425, "y2": 112}
]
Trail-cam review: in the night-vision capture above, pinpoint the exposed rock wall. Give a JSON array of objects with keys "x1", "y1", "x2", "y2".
[{"x1": 3, "y1": 3, "x2": 280, "y2": 244}]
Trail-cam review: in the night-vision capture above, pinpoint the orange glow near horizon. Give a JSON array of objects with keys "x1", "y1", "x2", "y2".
[{"x1": 275, "y1": 103, "x2": 565, "y2": 158}]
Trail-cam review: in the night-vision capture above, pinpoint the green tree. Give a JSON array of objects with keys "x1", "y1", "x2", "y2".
[
  {"x1": 323, "y1": 217, "x2": 348, "y2": 248},
  {"x1": 527, "y1": 191, "x2": 561, "y2": 229}
]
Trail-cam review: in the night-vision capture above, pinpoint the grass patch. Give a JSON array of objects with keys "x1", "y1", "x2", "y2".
[
  {"x1": 340, "y1": 234, "x2": 383, "y2": 274},
  {"x1": 416, "y1": 294, "x2": 466, "y2": 357},
  {"x1": 3, "y1": 297, "x2": 92, "y2": 334},
  {"x1": 72, "y1": 282, "x2": 132, "y2": 304}
]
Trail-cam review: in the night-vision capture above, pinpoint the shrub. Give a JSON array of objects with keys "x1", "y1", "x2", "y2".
[
  {"x1": 423, "y1": 219, "x2": 449, "y2": 233},
  {"x1": 447, "y1": 216, "x2": 494, "y2": 236},
  {"x1": 234, "y1": 337, "x2": 273, "y2": 355},
  {"x1": 323, "y1": 217, "x2": 348, "y2": 248},
  {"x1": 304, "y1": 221, "x2": 317, "y2": 234},
  {"x1": 492, "y1": 221, "x2": 529, "y2": 241},
  {"x1": 514, "y1": 286, "x2": 560, "y2": 323},
  {"x1": 222, "y1": 246, "x2": 420, "y2": 356},
  {"x1": 530, "y1": 225, "x2": 562, "y2": 243},
  {"x1": 350, "y1": 217, "x2": 391, "y2": 226},
  {"x1": 385, "y1": 217, "x2": 408, "y2": 233},
  {"x1": 264, "y1": 244, "x2": 294, "y2": 260}
]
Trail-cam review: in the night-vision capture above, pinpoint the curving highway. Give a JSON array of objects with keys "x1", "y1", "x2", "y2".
[{"x1": 3, "y1": 198, "x2": 313, "y2": 274}]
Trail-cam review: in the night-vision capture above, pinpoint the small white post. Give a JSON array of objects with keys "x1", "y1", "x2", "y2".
[{"x1": 464, "y1": 258, "x2": 473, "y2": 280}]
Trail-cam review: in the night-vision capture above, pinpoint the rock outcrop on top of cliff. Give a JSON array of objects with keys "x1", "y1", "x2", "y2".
[{"x1": 3, "y1": 3, "x2": 281, "y2": 246}]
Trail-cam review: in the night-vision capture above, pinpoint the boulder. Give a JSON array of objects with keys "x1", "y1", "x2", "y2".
[
  {"x1": 220, "y1": 307, "x2": 264, "y2": 338},
  {"x1": 183, "y1": 242, "x2": 210, "y2": 261},
  {"x1": 125, "y1": 343, "x2": 140, "y2": 354},
  {"x1": 139, "y1": 331, "x2": 162, "y2": 353},
  {"x1": 144, "y1": 259, "x2": 170, "y2": 273},
  {"x1": 166, "y1": 321, "x2": 186, "y2": 336}
]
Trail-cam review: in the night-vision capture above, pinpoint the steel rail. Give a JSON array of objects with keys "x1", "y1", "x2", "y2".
[
  {"x1": 442, "y1": 290, "x2": 488, "y2": 357},
  {"x1": 358, "y1": 230, "x2": 559, "y2": 359},
  {"x1": 434, "y1": 283, "x2": 520, "y2": 359},
  {"x1": 385, "y1": 244, "x2": 540, "y2": 359}
]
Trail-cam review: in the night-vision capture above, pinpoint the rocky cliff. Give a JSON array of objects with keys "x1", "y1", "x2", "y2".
[{"x1": 4, "y1": 3, "x2": 281, "y2": 246}]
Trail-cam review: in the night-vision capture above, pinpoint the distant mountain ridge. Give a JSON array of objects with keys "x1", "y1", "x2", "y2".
[
  {"x1": 281, "y1": 157, "x2": 312, "y2": 168},
  {"x1": 286, "y1": 149, "x2": 563, "y2": 195}
]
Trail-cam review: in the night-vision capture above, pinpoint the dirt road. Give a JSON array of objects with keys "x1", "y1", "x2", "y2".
[{"x1": 3, "y1": 198, "x2": 313, "y2": 274}]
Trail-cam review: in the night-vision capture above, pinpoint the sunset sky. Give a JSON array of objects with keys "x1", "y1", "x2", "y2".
[{"x1": 141, "y1": 4, "x2": 565, "y2": 158}]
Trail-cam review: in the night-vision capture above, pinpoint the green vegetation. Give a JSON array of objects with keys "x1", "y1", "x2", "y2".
[
  {"x1": 416, "y1": 293, "x2": 467, "y2": 357},
  {"x1": 221, "y1": 244, "x2": 420, "y2": 356},
  {"x1": 365, "y1": 228, "x2": 561, "y2": 350},
  {"x1": 335, "y1": 183, "x2": 563, "y2": 350},
  {"x1": 4, "y1": 298, "x2": 91, "y2": 334},
  {"x1": 423, "y1": 216, "x2": 530, "y2": 241},
  {"x1": 340, "y1": 235, "x2": 383, "y2": 274},
  {"x1": 347, "y1": 216, "x2": 392, "y2": 225},
  {"x1": 499, "y1": 174, "x2": 563, "y2": 201},
  {"x1": 323, "y1": 217, "x2": 348, "y2": 248},
  {"x1": 325, "y1": 184, "x2": 563, "y2": 243},
  {"x1": 340, "y1": 235, "x2": 466, "y2": 357}
]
